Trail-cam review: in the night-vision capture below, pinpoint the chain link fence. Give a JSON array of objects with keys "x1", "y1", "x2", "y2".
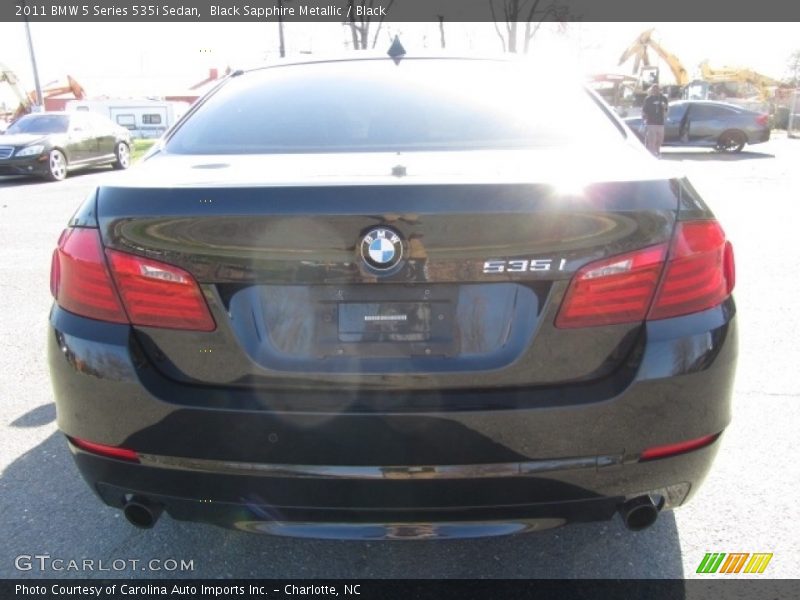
[{"x1": 788, "y1": 90, "x2": 800, "y2": 138}]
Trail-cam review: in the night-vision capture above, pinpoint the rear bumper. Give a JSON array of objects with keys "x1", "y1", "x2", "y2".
[
  {"x1": 70, "y1": 439, "x2": 720, "y2": 539},
  {"x1": 49, "y1": 299, "x2": 737, "y2": 537},
  {"x1": 753, "y1": 128, "x2": 771, "y2": 144}
]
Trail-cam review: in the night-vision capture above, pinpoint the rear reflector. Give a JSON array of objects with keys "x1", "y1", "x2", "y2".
[
  {"x1": 50, "y1": 228, "x2": 128, "y2": 324},
  {"x1": 639, "y1": 433, "x2": 720, "y2": 461},
  {"x1": 50, "y1": 227, "x2": 215, "y2": 331},
  {"x1": 648, "y1": 221, "x2": 735, "y2": 320},
  {"x1": 556, "y1": 220, "x2": 734, "y2": 328},
  {"x1": 67, "y1": 436, "x2": 140, "y2": 462},
  {"x1": 107, "y1": 250, "x2": 216, "y2": 331},
  {"x1": 555, "y1": 244, "x2": 667, "y2": 328}
]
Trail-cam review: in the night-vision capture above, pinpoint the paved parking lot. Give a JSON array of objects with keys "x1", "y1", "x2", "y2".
[{"x1": 1, "y1": 137, "x2": 799, "y2": 579}]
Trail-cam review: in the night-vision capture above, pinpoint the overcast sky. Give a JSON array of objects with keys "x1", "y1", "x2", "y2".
[{"x1": 1, "y1": 22, "x2": 797, "y2": 108}]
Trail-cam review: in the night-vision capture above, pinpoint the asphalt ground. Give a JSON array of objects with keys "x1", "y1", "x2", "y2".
[{"x1": 1, "y1": 135, "x2": 798, "y2": 579}]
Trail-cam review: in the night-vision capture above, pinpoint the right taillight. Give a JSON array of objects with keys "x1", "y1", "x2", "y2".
[
  {"x1": 648, "y1": 220, "x2": 735, "y2": 320},
  {"x1": 50, "y1": 227, "x2": 215, "y2": 331},
  {"x1": 556, "y1": 219, "x2": 734, "y2": 328},
  {"x1": 555, "y1": 244, "x2": 667, "y2": 328}
]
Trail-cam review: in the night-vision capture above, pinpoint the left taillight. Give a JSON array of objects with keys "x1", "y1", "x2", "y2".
[
  {"x1": 51, "y1": 227, "x2": 215, "y2": 331},
  {"x1": 50, "y1": 228, "x2": 128, "y2": 323},
  {"x1": 755, "y1": 113, "x2": 769, "y2": 127},
  {"x1": 106, "y1": 249, "x2": 216, "y2": 331}
]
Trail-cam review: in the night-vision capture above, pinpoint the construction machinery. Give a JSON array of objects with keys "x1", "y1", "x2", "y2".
[
  {"x1": 1, "y1": 62, "x2": 86, "y2": 122},
  {"x1": 683, "y1": 61, "x2": 783, "y2": 112},
  {"x1": 32, "y1": 75, "x2": 87, "y2": 110},
  {"x1": 586, "y1": 72, "x2": 639, "y2": 115},
  {"x1": 590, "y1": 28, "x2": 690, "y2": 117},
  {"x1": 615, "y1": 29, "x2": 789, "y2": 118},
  {"x1": 617, "y1": 28, "x2": 689, "y2": 98},
  {"x1": 1, "y1": 61, "x2": 32, "y2": 121}
]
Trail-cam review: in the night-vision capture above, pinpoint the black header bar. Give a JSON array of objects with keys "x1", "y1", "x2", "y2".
[
  {"x1": 4, "y1": 579, "x2": 800, "y2": 600},
  {"x1": 4, "y1": 0, "x2": 800, "y2": 22}
]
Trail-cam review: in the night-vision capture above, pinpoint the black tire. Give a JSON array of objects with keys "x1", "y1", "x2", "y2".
[
  {"x1": 113, "y1": 142, "x2": 131, "y2": 170},
  {"x1": 716, "y1": 130, "x2": 746, "y2": 153},
  {"x1": 45, "y1": 149, "x2": 67, "y2": 181}
]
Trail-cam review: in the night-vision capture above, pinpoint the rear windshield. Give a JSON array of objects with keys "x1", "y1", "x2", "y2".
[
  {"x1": 166, "y1": 59, "x2": 624, "y2": 154},
  {"x1": 7, "y1": 114, "x2": 69, "y2": 135}
]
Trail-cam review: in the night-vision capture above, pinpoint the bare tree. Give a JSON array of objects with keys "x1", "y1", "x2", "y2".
[
  {"x1": 346, "y1": 0, "x2": 396, "y2": 50},
  {"x1": 489, "y1": 0, "x2": 569, "y2": 54},
  {"x1": 277, "y1": 0, "x2": 286, "y2": 58}
]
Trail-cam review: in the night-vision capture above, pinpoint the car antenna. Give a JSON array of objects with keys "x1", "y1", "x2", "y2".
[{"x1": 387, "y1": 36, "x2": 406, "y2": 65}]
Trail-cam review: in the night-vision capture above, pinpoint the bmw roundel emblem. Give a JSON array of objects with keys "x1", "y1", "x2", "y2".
[{"x1": 360, "y1": 227, "x2": 404, "y2": 271}]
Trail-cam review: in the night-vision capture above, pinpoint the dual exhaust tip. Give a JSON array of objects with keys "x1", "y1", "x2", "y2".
[{"x1": 122, "y1": 494, "x2": 660, "y2": 532}]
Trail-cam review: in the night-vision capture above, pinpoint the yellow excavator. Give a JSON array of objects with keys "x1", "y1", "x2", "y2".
[
  {"x1": 683, "y1": 61, "x2": 782, "y2": 111},
  {"x1": 616, "y1": 29, "x2": 786, "y2": 115},
  {"x1": 1, "y1": 61, "x2": 32, "y2": 121},
  {"x1": 617, "y1": 28, "x2": 689, "y2": 98},
  {"x1": 1, "y1": 62, "x2": 87, "y2": 123}
]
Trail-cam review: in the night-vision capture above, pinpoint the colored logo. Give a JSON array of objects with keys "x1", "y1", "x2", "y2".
[
  {"x1": 360, "y1": 228, "x2": 403, "y2": 271},
  {"x1": 696, "y1": 553, "x2": 773, "y2": 574},
  {"x1": 369, "y1": 237, "x2": 396, "y2": 264}
]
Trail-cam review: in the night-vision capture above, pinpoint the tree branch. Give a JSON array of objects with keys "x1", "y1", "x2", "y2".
[
  {"x1": 346, "y1": 0, "x2": 359, "y2": 50},
  {"x1": 489, "y1": 0, "x2": 507, "y2": 52},
  {"x1": 524, "y1": 0, "x2": 543, "y2": 27},
  {"x1": 371, "y1": 0, "x2": 394, "y2": 49}
]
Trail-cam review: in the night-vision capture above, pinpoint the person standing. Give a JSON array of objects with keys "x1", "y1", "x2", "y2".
[{"x1": 642, "y1": 84, "x2": 669, "y2": 157}]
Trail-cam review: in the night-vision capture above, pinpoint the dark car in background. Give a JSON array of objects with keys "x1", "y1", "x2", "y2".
[
  {"x1": 625, "y1": 100, "x2": 770, "y2": 153},
  {"x1": 0, "y1": 111, "x2": 131, "y2": 181},
  {"x1": 48, "y1": 55, "x2": 737, "y2": 539}
]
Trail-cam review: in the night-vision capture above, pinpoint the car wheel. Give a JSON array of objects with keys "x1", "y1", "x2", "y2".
[
  {"x1": 716, "y1": 130, "x2": 746, "y2": 153},
  {"x1": 113, "y1": 142, "x2": 131, "y2": 170},
  {"x1": 46, "y1": 149, "x2": 68, "y2": 181}
]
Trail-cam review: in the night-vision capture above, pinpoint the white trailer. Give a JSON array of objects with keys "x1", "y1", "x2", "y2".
[{"x1": 65, "y1": 99, "x2": 190, "y2": 138}]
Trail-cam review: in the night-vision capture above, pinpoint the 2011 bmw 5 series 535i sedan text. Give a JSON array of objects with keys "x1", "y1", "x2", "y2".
[{"x1": 47, "y1": 53, "x2": 737, "y2": 539}]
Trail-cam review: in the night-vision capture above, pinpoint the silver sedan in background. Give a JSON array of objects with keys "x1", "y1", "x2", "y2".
[{"x1": 625, "y1": 100, "x2": 771, "y2": 153}]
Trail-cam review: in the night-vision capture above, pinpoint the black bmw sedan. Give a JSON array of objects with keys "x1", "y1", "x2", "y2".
[
  {"x1": 0, "y1": 111, "x2": 131, "y2": 181},
  {"x1": 47, "y1": 54, "x2": 737, "y2": 539}
]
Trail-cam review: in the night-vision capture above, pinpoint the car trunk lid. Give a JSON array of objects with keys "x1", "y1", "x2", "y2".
[{"x1": 96, "y1": 148, "x2": 681, "y2": 391}]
